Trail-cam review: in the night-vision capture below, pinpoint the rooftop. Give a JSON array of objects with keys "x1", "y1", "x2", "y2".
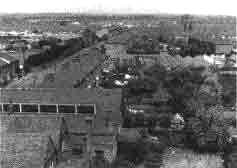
[
  {"x1": 0, "y1": 52, "x2": 18, "y2": 63},
  {"x1": 0, "y1": 88, "x2": 122, "y2": 129},
  {"x1": 66, "y1": 133, "x2": 115, "y2": 147},
  {"x1": 215, "y1": 39, "x2": 233, "y2": 45},
  {"x1": 215, "y1": 44, "x2": 233, "y2": 54},
  {"x1": 25, "y1": 48, "x2": 45, "y2": 59}
]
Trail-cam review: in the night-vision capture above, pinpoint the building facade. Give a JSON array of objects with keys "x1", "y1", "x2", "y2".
[{"x1": 0, "y1": 52, "x2": 19, "y2": 85}]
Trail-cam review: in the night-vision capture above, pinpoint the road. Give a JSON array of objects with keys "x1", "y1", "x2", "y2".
[{"x1": 5, "y1": 42, "x2": 105, "y2": 89}]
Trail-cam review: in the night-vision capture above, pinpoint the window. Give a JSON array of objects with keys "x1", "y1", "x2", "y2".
[
  {"x1": 40, "y1": 104, "x2": 57, "y2": 113},
  {"x1": 0, "y1": 104, "x2": 2, "y2": 112},
  {"x1": 21, "y1": 104, "x2": 39, "y2": 113},
  {"x1": 3, "y1": 104, "x2": 20, "y2": 113},
  {"x1": 77, "y1": 105, "x2": 95, "y2": 114},
  {"x1": 58, "y1": 105, "x2": 75, "y2": 114}
]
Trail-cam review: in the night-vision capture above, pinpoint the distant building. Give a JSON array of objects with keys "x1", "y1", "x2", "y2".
[
  {"x1": 219, "y1": 66, "x2": 237, "y2": 75},
  {"x1": 215, "y1": 41, "x2": 233, "y2": 55},
  {"x1": 203, "y1": 54, "x2": 226, "y2": 67},
  {"x1": 105, "y1": 44, "x2": 158, "y2": 68},
  {"x1": 0, "y1": 52, "x2": 19, "y2": 85}
]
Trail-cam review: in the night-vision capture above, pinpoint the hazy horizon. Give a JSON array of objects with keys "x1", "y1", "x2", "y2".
[{"x1": 0, "y1": 0, "x2": 236, "y2": 17}]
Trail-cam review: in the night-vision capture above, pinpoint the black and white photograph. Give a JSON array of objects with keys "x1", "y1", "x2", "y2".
[{"x1": 0, "y1": 0, "x2": 236, "y2": 168}]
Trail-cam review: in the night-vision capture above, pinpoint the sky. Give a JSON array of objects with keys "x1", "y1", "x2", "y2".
[{"x1": 0, "y1": 0, "x2": 236, "y2": 16}]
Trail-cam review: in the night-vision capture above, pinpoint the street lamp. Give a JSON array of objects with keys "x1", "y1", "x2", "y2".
[{"x1": 19, "y1": 64, "x2": 24, "y2": 78}]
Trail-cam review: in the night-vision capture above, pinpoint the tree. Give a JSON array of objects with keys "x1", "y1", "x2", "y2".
[
  {"x1": 143, "y1": 62, "x2": 229, "y2": 151},
  {"x1": 186, "y1": 102, "x2": 230, "y2": 151},
  {"x1": 164, "y1": 66, "x2": 207, "y2": 116},
  {"x1": 82, "y1": 28, "x2": 97, "y2": 47}
]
